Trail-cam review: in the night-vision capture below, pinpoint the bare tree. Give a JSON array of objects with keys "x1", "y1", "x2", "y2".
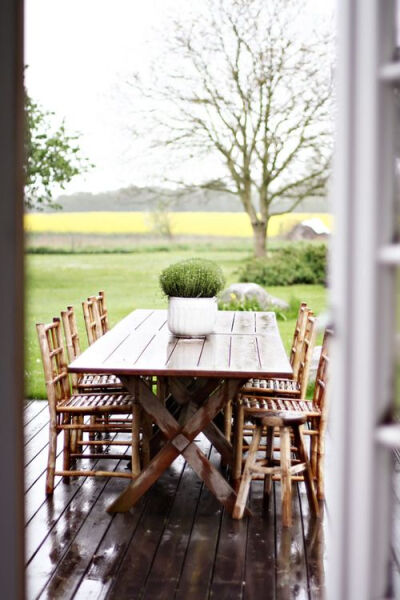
[{"x1": 129, "y1": 0, "x2": 333, "y2": 256}]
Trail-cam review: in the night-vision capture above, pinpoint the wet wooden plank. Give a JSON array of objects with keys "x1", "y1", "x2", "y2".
[
  {"x1": 68, "y1": 309, "x2": 155, "y2": 372},
  {"x1": 244, "y1": 481, "x2": 276, "y2": 600},
  {"x1": 197, "y1": 333, "x2": 232, "y2": 372},
  {"x1": 275, "y1": 482, "x2": 309, "y2": 600},
  {"x1": 23, "y1": 402, "x2": 322, "y2": 600},
  {"x1": 166, "y1": 337, "x2": 206, "y2": 370},
  {"x1": 175, "y1": 445, "x2": 223, "y2": 600},
  {"x1": 38, "y1": 479, "x2": 139, "y2": 600},
  {"x1": 24, "y1": 399, "x2": 47, "y2": 425},
  {"x1": 209, "y1": 506, "x2": 248, "y2": 599},
  {"x1": 214, "y1": 310, "x2": 236, "y2": 333},
  {"x1": 24, "y1": 404, "x2": 49, "y2": 444},
  {"x1": 141, "y1": 438, "x2": 211, "y2": 598},
  {"x1": 230, "y1": 335, "x2": 260, "y2": 372},
  {"x1": 231, "y1": 311, "x2": 256, "y2": 334},
  {"x1": 69, "y1": 309, "x2": 292, "y2": 379},
  {"x1": 301, "y1": 495, "x2": 326, "y2": 599},
  {"x1": 106, "y1": 455, "x2": 187, "y2": 599},
  {"x1": 255, "y1": 333, "x2": 292, "y2": 378},
  {"x1": 26, "y1": 451, "x2": 131, "y2": 599},
  {"x1": 103, "y1": 311, "x2": 168, "y2": 368},
  {"x1": 255, "y1": 312, "x2": 278, "y2": 335},
  {"x1": 71, "y1": 499, "x2": 148, "y2": 600}
]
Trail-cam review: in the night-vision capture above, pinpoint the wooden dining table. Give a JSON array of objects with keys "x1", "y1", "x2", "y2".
[{"x1": 68, "y1": 309, "x2": 292, "y2": 515}]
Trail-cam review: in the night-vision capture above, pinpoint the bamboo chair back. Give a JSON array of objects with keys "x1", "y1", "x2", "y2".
[
  {"x1": 290, "y1": 302, "x2": 309, "y2": 379},
  {"x1": 61, "y1": 305, "x2": 82, "y2": 392},
  {"x1": 36, "y1": 318, "x2": 70, "y2": 410},
  {"x1": 82, "y1": 296, "x2": 103, "y2": 345},
  {"x1": 312, "y1": 327, "x2": 331, "y2": 413},
  {"x1": 96, "y1": 290, "x2": 109, "y2": 334},
  {"x1": 296, "y1": 313, "x2": 317, "y2": 399},
  {"x1": 82, "y1": 291, "x2": 109, "y2": 345},
  {"x1": 61, "y1": 305, "x2": 81, "y2": 362}
]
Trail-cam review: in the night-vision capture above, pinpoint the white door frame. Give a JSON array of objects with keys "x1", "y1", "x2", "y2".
[{"x1": 329, "y1": 0, "x2": 397, "y2": 597}]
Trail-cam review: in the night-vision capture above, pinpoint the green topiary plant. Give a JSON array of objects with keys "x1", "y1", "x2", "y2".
[{"x1": 160, "y1": 258, "x2": 225, "y2": 298}]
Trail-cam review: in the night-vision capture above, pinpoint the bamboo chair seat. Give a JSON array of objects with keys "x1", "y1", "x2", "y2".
[
  {"x1": 241, "y1": 395, "x2": 321, "y2": 417},
  {"x1": 242, "y1": 377, "x2": 301, "y2": 397},
  {"x1": 58, "y1": 391, "x2": 134, "y2": 412},
  {"x1": 77, "y1": 373, "x2": 123, "y2": 391}
]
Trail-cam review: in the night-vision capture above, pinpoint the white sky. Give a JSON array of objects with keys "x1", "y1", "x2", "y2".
[{"x1": 24, "y1": 0, "x2": 334, "y2": 196}]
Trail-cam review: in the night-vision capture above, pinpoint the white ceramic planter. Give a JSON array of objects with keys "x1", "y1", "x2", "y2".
[{"x1": 168, "y1": 296, "x2": 217, "y2": 337}]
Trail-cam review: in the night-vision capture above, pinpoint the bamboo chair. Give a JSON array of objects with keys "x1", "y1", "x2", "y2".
[
  {"x1": 223, "y1": 303, "x2": 311, "y2": 441},
  {"x1": 233, "y1": 328, "x2": 331, "y2": 501},
  {"x1": 61, "y1": 305, "x2": 123, "y2": 393},
  {"x1": 82, "y1": 291, "x2": 155, "y2": 456},
  {"x1": 232, "y1": 410, "x2": 319, "y2": 526},
  {"x1": 36, "y1": 318, "x2": 141, "y2": 494},
  {"x1": 231, "y1": 312, "x2": 317, "y2": 452}
]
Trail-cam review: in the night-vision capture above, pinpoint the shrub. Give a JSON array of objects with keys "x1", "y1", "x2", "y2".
[
  {"x1": 239, "y1": 243, "x2": 327, "y2": 286},
  {"x1": 160, "y1": 258, "x2": 225, "y2": 298},
  {"x1": 218, "y1": 294, "x2": 302, "y2": 321},
  {"x1": 218, "y1": 294, "x2": 263, "y2": 312}
]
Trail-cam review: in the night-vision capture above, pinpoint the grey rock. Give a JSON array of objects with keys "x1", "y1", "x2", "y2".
[{"x1": 219, "y1": 283, "x2": 289, "y2": 310}]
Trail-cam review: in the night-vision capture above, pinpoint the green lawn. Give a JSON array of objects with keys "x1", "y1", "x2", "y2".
[{"x1": 26, "y1": 250, "x2": 327, "y2": 398}]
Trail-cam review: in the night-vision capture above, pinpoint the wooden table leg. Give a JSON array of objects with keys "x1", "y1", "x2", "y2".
[
  {"x1": 107, "y1": 442, "x2": 180, "y2": 513},
  {"x1": 108, "y1": 375, "x2": 248, "y2": 515}
]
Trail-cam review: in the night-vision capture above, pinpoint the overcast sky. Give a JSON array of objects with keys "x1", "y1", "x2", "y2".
[{"x1": 24, "y1": 0, "x2": 334, "y2": 196}]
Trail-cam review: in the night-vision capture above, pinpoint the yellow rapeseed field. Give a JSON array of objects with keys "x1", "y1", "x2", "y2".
[{"x1": 24, "y1": 211, "x2": 332, "y2": 237}]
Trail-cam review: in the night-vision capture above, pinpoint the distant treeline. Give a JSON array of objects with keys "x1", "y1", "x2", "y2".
[{"x1": 34, "y1": 185, "x2": 329, "y2": 214}]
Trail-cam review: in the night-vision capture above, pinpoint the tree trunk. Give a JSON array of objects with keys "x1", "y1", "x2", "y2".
[{"x1": 252, "y1": 221, "x2": 267, "y2": 258}]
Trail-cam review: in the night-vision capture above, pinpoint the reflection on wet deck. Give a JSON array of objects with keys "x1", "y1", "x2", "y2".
[{"x1": 24, "y1": 401, "x2": 327, "y2": 599}]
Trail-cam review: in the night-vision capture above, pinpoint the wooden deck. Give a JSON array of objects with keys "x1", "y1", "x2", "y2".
[{"x1": 24, "y1": 400, "x2": 327, "y2": 600}]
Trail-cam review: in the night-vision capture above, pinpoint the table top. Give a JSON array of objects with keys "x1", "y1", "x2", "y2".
[{"x1": 69, "y1": 309, "x2": 292, "y2": 379}]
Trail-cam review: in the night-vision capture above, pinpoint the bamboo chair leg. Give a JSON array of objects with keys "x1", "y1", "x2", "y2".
[
  {"x1": 62, "y1": 414, "x2": 71, "y2": 483},
  {"x1": 310, "y1": 418, "x2": 318, "y2": 476},
  {"x1": 46, "y1": 419, "x2": 57, "y2": 495},
  {"x1": 70, "y1": 416, "x2": 78, "y2": 454},
  {"x1": 233, "y1": 401, "x2": 245, "y2": 488},
  {"x1": 232, "y1": 424, "x2": 262, "y2": 519},
  {"x1": 89, "y1": 415, "x2": 96, "y2": 441},
  {"x1": 263, "y1": 426, "x2": 274, "y2": 506},
  {"x1": 224, "y1": 399, "x2": 233, "y2": 442},
  {"x1": 141, "y1": 413, "x2": 152, "y2": 468},
  {"x1": 131, "y1": 402, "x2": 141, "y2": 477},
  {"x1": 103, "y1": 414, "x2": 111, "y2": 440},
  {"x1": 316, "y1": 432, "x2": 325, "y2": 500},
  {"x1": 280, "y1": 426, "x2": 292, "y2": 528},
  {"x1": 294, "y1": 426, "x2": 319, "y2": 517}
]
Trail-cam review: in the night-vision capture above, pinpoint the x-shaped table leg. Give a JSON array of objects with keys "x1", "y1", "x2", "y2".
[{"x1": 107, "y1": 375, "x2": 250, "y2": 515}]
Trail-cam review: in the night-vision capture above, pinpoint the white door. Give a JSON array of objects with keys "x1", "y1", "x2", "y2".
[{"x1": 330, "y1": 0, "x2": 400, "y2": 598}]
